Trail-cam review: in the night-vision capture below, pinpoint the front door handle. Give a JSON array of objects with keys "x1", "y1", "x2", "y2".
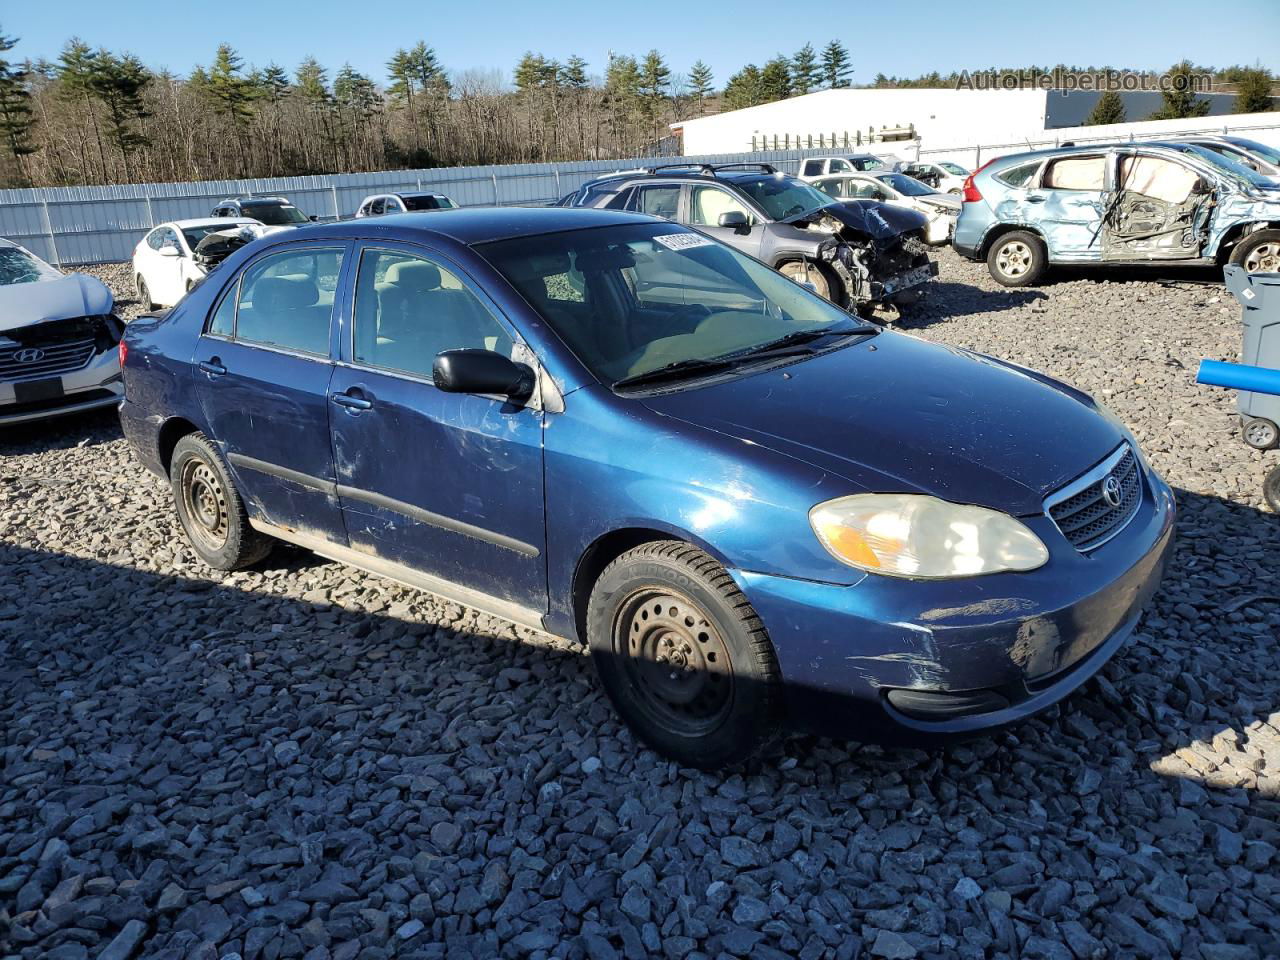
[
  {"x1": 1026, "y1": 195, "x2": 1047, "y2": 203},
  {"x1": 198, "y1": 359, "x2": 227, "y2": 377},
  {"x1": 331, "y1": 391, "x2": 372, "y2": 411}
]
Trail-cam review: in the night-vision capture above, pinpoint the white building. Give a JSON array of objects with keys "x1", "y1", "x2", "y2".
[{"x1": 672, "y1": 88, "x2": 1268, "y2": 157}]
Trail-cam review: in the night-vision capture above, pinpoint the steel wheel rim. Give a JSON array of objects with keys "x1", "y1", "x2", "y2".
[
  {"x1": 181, "y1": 458, "x2": 229, "y2": 551},
  {"x1": 781, "y1": 261, "x2": 829, "y2": 300},
  {"x1": 615, "y1": 588, "x2": 734, "y2": 737},
  {"x1": 1246, "y1": 420, "x2": 1276, "y2": 447},
  {"x1": 997, "y1": 241, "x2": 1032, "y2": 277},
  {"x1": 1244, "y1": 241, "x2": 1280, "y2": 273}
]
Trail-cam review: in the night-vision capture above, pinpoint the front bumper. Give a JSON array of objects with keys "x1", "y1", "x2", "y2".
[
  {"x1": 737, "y1": 470, "x2": 1176, "y2": 745},
  {"x1": 873, "y1": 260, "x2": 939, "y2": 300},
  {"x1": 0, "y1": 350, "x2": 123, "y2": 426}
]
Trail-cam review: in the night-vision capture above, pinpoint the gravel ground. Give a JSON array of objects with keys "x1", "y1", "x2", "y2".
[{"x1": 2, "y1": 252, "x2": 1278, "y2": 960}]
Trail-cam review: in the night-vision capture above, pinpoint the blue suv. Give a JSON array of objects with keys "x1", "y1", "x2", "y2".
[
  {"x1": 955, "y1": 143, "x2": 1280, "y2": 285},
  {"x1": 119, "y1": 208, "x2": 1174, "y2": 767}
]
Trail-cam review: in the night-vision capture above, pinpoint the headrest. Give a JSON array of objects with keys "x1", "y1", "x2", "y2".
[
  {"x1": 384, "y1": 260, "x2": 441, "y2": 291},
  {"x1": 253, "y1": 276, "x2": 318, "y2": 312}
]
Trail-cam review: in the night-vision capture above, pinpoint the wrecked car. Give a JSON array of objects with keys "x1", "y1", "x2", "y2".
[
  {"x1": 131, "y1": 218, "x2": 265, "y2": 309},
  {"x1": 811, "y1": 172, "x2": 961, "y2": 246},
  {"x1": 562, "y1": 163, "x2": 937, "y2": 315},
  {"x1": 120, "y1": 207, "x2": 1174, "y2": 768},
  {"x1": 0, "y1": 238, "x2": 125, "y2": 425},
  {"x1": 956, "y1": 143, "x2": 1280, "y2": 286}
]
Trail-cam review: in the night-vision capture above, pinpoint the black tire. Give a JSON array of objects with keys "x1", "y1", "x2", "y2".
[
  {"x1": 1265, "y1": 465, "x2": 1280, "y2": 514},
  {"x1": 987, "y1": 230, "x2": 1047, "y2": 287},
  {"x1": 778, "y1": 260, "x2": 840, "y2": 305},
  {"x1": 137, "y1": 276, "x2": 155, "y2": 311},
  {"x1": 586, "y1": 540, "x2": 781, "y2": 768},
  {"x1": 1228, "y1": 229, "x2": 1280, "y2": 274},
  {"x1": 169, "y1": 433, "x2": 272, "y2": 570}
]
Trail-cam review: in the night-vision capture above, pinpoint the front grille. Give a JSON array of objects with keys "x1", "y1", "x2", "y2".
[
  {"x1": 0, "y1": 339, "x2": 97, "y2": 381},
  {"x1": 1047, "y1": 446, "x2": 1142, "y2": 552}
]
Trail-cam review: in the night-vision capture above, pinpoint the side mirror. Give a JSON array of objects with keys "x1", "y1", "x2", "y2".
[
  {"x1": 718, "y1": 210, "x2": 750, "y2": 232},
  {"x1": 159, "y1": 245, "x2": 181, "y2": 257},
  {"x1": 434, "y1": 348, "x2": 535, "y2": 400},
  {"x1": 1192, "y1": 177, "x2": 1214, "y2": 195},
  {"x1": 309, "y1": 215, "x2": 319, "y2": 222}
]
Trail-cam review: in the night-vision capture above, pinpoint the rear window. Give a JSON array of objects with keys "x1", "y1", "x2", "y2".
[
  {"x1": 242, "y1": 202, "x2": 309, "y2": 226},
  {"x1": 993, "y1": 160, "x2": 1041, "y2": 188},
  {"x1": 402, "y1": 195, "x2": 457, "y2": 211}
]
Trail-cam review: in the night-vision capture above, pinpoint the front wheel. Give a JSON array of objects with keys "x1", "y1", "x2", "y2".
[
  {"x1": 778, "y1": 260, "x2": 838, "y2": 304},
  {"x1": 586, "y1": 541, "x2": 781, "y2": 769},
  {"x1": 137, "y1": 276, "x2": 155, "y2": 311},
  {"x1": 987, "y1": 231, "x2": 1047, "y2": 287},
  {"x1": 1229, "y1": 229, "x2": 1280, "y2": 274},
  {"x1": 170, "y1": 433, "x2": 273, "y2": 570}
]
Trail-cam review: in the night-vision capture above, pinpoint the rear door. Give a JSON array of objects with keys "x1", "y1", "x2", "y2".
[
  {"x1": 1101, "y1": 152, "x2": 1209, "y2": 261},
  {"x1": 192, "y1": 241, "x2": 350, "y2": 544},
  {"x1": 1026, "y1": 154, "x2": 1108, "y2": 261},
  {"x1": 327, "y1": 242, "x2": 548, "y2": 611}
]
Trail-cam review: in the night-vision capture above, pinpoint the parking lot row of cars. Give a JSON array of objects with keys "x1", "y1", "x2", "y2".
[{"x1": 3, "y1": 134, "x2": 1278, "y2": 765}]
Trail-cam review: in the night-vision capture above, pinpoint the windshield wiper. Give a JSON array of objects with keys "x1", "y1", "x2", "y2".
[
  {"x1": 726, "y1": 323, "x2": 878, "y2": 360},
  {"x1": 612, "y1": 356, "x2": 739, "y2": 389}
]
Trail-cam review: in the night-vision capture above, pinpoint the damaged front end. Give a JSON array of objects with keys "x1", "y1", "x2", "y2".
[
  {"x1": 788, "y1": 202, "x2": 938, "y2": 312},
  {"x1": 192, "y1": 224, "x2": 274, "y2": 273}
]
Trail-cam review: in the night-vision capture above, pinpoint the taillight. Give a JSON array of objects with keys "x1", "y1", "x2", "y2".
[
  {"x1": 118, "y1": 339, "x2": 128, "y2": 367},
  {"x1": 962, "y1": 157, "x2": 1000, "y2": 203}
]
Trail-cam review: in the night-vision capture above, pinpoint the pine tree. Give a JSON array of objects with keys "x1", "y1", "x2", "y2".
[
  {"x1": 1148, "y1": 61, "x2": 1211, "y2": 119},
  {"x1": 723, "y1": 65, "x2": 764, "y2": 110},
  {"x1": 791, "y1": 44, "x2": 818, "y2": 95},
  {"x1": 688, "y1": 60, "x2": 713, "y2": 104},
  {"x1": 820, "y1": 41, "x2": 852, "y2": 89},
  {"x1": 203, "y1": 44, "x2": 255, "y2": 127},
  {"x1": 560, "y1": 55, "x2": 588, "y2": 90},
  {"x1": 0, "y1": 30, "x2": 36, "y2": 183},
  {"x1": 1233, "y1": 67, "x2": 1273, "y2": 114},
  {"x1": 89, "y1": 51, "x2": 150, "y2": 179},
  {"x1": 760, "y1": 57, "x2": 791, "y2": 102},
  {"x1": 1086, "y1": 90, "x2": 1125, "y2": 126}
]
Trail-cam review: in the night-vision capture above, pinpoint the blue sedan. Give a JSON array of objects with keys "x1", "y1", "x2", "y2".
[{"x1": 119, "y1": 208, "x2": 1175, "y2": 768}]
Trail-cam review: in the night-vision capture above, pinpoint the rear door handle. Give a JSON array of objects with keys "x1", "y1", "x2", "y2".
[
  {"x1": 331, "y1": 392, "x2": 372, "y2": 411},
  {"x1": 198, "y1": 359, "x2": 227, "y2": 377}
]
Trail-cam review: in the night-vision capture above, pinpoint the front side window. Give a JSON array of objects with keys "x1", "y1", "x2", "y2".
[
  {"x1": 147, "y1": 229, "x2": 167, "y2": 251},
  {"x1": 230, "y1": 246, "x2": 344, "y2": 355},
  {"x1": 875, "y1": 173, "x2": 935, "y2": 197},
  {"x1": 689, "y1": 186, "x2": 753, "y2": 226},
  {"x1": 851, "y1": 179, "x2": 891, "y2": 200},
  {"x1": 353, "y1": 249, "x2": 513, "y2": 380},
  {"x1": 1119, "y1": 156, "x2": 1199, "y2": 204},
  {"x1": 370, "y1": 198, "x2": 386, "y2": 216},
  {"x1": 940, "y1": 162, "x2": 968, "y2": 176},
  {"x1": 1042, "y1": 156, "x2": 1106, "y2": 191},
  {"x1": 629, "y1": 185, "x2": 681, "y2": 220},
  {"x1": 829, "y1": 159, "x2": 852, "y2": 173},
  {"x1": 481, "y1": 223, "x2": 862, "y2": 386}
]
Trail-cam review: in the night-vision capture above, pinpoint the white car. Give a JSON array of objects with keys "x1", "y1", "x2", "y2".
[
  {"x1": 132, "y1": 219, "x2": 260, "y2": 309},
  {"x1": 798, "y1": 154, "x2": 901, "y2": 180},
  {"x1": 354, "y1": 192, "x2": 458, "y2": 217},
  {"x1": 0, "y1": 238, "x2": 124, "y2": 425},
  {"x1": 895, "y1": 161, "x2": 970, "y2": 194},
  {"x1": 810, "y1": 172, "x2": 962, "y2": 246}
]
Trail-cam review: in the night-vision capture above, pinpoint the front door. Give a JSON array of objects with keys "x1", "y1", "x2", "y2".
[
  {"x1": 686, "y1": 184, "x2": 765, "y2": 259},
  {"x1": 1026, "y1": 154, "x2": 1108, "y2": 261},
  {"x1": 1101, "y1": 152, "x2": 1209, "y2": 261},
  {"x1": 328, "y1": 243, "x2": 548, "y2": 611},
  {"x1": 192, "y1": 242, "x2": 349, "y2": 544}
]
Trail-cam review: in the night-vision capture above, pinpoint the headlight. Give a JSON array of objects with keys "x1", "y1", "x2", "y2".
[{"x1": 809, "y1": 494, "x2": 1049, "y2": 579}]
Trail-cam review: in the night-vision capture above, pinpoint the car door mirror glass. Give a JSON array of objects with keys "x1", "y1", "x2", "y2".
[{"x1": 433, "y1": 348, "x2": 535, "y2": 400}]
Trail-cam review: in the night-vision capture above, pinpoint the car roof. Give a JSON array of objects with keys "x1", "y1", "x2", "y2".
[{"x1": 271, "y1": 206, "x2": 654, "y2": 246}]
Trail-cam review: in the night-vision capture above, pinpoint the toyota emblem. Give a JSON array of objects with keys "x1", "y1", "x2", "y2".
[
  {"x1": 14, "y1": 348, "x2": 45, "y2": 364},
  {"x1": 1101, "y1": 474, "x2": 1123, "y2": 508}
]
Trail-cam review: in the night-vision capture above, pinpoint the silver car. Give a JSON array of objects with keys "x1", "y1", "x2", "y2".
[{"x1": 0, "y1": 239, "x2": 124, "y2": 426}]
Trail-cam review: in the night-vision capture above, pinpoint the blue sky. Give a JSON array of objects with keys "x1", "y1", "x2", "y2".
[{"x1": 5, "y1": 0, "x2": 1278, "y2": 88}]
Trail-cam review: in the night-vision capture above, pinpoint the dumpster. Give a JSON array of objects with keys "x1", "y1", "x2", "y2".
[{"x1": 1224, "y1": 264, "x2": 1280, "y2": 449}]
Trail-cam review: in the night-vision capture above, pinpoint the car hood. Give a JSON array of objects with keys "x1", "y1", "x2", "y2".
[
  {"x1": 641, "y1": 332, "x2": 1123, "y2": 516},
  {"x1": 0, "y1": 272, "x2": 114, "y2": 332},
  {"x1": 920, "y1": 194, "x2": 962, "y2": 213},
  {"x1": 782, "y1": 201, "x2": 929, "y2": 241}
]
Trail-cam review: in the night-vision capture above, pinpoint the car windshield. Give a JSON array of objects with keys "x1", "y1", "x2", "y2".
[
  {"x1": 182, "y1": 224, "x2": 240, "y2": 248},
  {"x1": 479, "y1": 222, "x2": 865, "y2": 387},
  {"x1": 877, "y1": 173, "x2": 937, "y2": 197},
  {"x1": 733, "y1": 175, "x2": 834, "y2": 220},
  {"x1": 939, "y1": 162, "x2": 968, "y2": 175},
  {"x1": 1225, "y1": 137, "x2": 1280, "y2": 167},
  {"x1": 0, "y1": 247, "x2": 61, "y2": 285},
  {"x1": 243, "y1": 202, "x2": 309, "y2": 225},
  {"x1": 403, "y1": 195, "x2": 456, "y2": 211}
]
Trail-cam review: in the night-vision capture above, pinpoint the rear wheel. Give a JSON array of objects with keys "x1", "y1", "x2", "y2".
[
  {"x1": 987, "y1": 230, "x2": 1047, "y2": 287},
  {"x1": 1229, "y1": 230, "x2": 1280, "y2": 274},
  {"x1": 1243, "y1": 417, "x2": 1279, "y2": 451},
  {"x1": 586, "y1": 541, "x2": 781, "y2": 769},
  {"x1": 779, "y1": 260, "x2": 837, "y2": 304},
  {"x1": 170, "y1": 433, "x2": 272, "y2": 570}
]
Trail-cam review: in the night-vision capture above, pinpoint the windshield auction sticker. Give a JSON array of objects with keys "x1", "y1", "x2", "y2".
[{"x1": 654, "y1": 233, "x2": 715, "y2": 251}]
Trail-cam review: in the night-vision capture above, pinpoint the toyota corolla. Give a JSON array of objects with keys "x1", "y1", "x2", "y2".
[{"x1": 119, "y1": 208, "x2": 1174, "y2": 768}]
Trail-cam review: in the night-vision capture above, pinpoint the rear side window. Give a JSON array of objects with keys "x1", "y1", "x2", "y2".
[
  {"x1": 224, "y1": 247, "x2": 344, "y2": 355},
  {"x1": 993, "y1": 161, "x2": 1041, "y2": 188},
  {"x1": 629, "y1": 185, "x2": 681, "y2": 220},
  {"x1": 1042, "y1": 156, "x2": 1105, "y2": 191},
  {"x1": 352, "y1": 249, "x2": 513, "y2": 379}
]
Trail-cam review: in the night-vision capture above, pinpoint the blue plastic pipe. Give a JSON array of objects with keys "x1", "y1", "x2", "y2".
[{"x1": 1196, "y1": 359, "x2": 1280, "y2": 397}]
